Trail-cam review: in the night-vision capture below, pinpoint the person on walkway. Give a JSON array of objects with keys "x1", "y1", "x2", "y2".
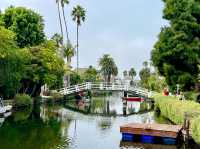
[{"x1": 163, "y1": 87, "x2": 169, "y2": 96}]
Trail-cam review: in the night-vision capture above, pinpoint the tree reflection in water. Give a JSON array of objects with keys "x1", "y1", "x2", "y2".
[{"x1": 0, "y1": 105, "x2": 72, "y2": 149}]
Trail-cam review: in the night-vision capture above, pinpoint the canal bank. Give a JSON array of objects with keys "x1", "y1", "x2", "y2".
[{"x1": 153, "y1": 94, "x2": 200, "y2": 145}]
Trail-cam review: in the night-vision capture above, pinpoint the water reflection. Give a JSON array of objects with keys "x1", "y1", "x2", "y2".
[
  {"x1": 0, "y1": 105, "x2": 71, "y2": 149},
  {"x1": 0, "y1": 92, "x2": 197, "y2": 149},
  {"x1": 65, "y1": 92, "x2": 153, "y2": 116}
]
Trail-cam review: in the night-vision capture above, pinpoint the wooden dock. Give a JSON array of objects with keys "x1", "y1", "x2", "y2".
[
  {"x1": 120, "y1": 142, "x2": 177, "y2": 149},
  {"x1": 120, "y1": 123, "x2": 183, "y2": 138}
]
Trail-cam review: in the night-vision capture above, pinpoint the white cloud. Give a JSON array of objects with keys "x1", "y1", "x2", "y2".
[{"x1": 0, "y1": 0, "x2": 166, "y2": 77}]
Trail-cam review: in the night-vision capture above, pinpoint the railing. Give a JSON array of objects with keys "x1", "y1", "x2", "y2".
[{"x1": 58, "y1": 82, "x2": 150, "y2": 97}]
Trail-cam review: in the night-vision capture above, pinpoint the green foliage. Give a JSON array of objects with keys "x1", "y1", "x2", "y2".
[
  {"x1": 1, "y1": 6, "x2": 45, "y2": 48},
  {"x1": 0, "y1": 26, "x2": 29, "y2": 98},
  {"x1": 25, "y1": 40, "x2": 65, "y2": 90},
  {"x1": 63, "y1": 41, "x2": 75, "y2": 63},
  {"x1": 151, "y1": 0, "x2": 200, "y2": 91},
  {"x1": 191, "y1": 116, "x2": 200, "y2": 144},
  {"x1": 70, "y1": 72, "x2": 82, "y2": 85},
  {"x1": 148, "y1": 74, "x2": 167, "y2": 92},
  {"x1": 154, "y1": 94, "x2": 200, "y2": 143},
  {"x1": 83, "y1": 66, "x2": 98, "y2": 82},
  {"x1": 13, "y1": 107, "x2": 33, "y2": 122},
  {"x1": 0, "y1": 7, "x2": 65, "y2": 97},
  {"x1": 184, "y1": 91, "x2": 199, "y2": 101},
  {"x1": 139, "y1": 67, "x2": 151, "y2": 88},
  {"x1": 129, "y1": 68, "x2": 136, "y2": 80},
  {"x1": 99, "y1": 54, "x2": 118, "y2": 83},
  {"x1": 0, "y1": 11, "x2": 4, "y2": 26},
  {"x1": 14, "y1": 94, "x2": 32, "y2": 107},
  {"x1": 123, "y1": 70, "x2": 128, "y2": 78},
  {"x1": 51, "y1": 33, "x2": 63, "y2": 47},
  {"x1": 154, "y1": 94, "x2": 200, "y2": 124},
  {"x1": 71, "y1": 5, "x2": 86, "y2": 26},
  {"x1": 50, "y1": 92, "x2": 63, "y2": 99}
]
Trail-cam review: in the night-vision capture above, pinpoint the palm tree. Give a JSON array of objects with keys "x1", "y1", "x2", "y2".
[
  {"x1": 56, "y1": 0, "x2": 64, "y2": 42},
  {"x1": 63, "y1": 41, "x2": 76, "y2": 64},
  {"x1": 61, "y1": 0, "x2": 70, "y2": 41},
  {"x1": 113, "y1": 65, "x2": 118, "y2": 77},
  {"x1": 71, "y1": 5, "x2": 86, "y2": 73},
  {"x1": 123, "y1": 70, "x2": 128, "y2": 78},
  {"x1": 99, "y1": 54, "x2": 118, "y2": 83},
  {"x1": 143, "y1": 61, "x2": 148, "y2": 68},
  {"x1": 51, "y1": 33, "x2": 63, "y2": 47},
  {"x1": 63, "y1": 41, "x2": 76, "y2": 86},
  {"x1": 129, "y1": 68, "x2": 136, "y2": 80}
]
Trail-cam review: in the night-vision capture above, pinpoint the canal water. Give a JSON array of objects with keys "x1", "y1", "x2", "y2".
[{"x1": 0, "y1": 92, "x2": 197, "y2": 149}]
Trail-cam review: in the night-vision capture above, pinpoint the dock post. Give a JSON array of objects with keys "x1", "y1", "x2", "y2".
[
  {"x1": 183, "y1": 112, "x2": 190, "y2": 144},
  {"x1": 124, "y1": 91, "x2": 128, "y2": 97}
]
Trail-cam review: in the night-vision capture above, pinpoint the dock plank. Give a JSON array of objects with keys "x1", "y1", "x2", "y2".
[
  {"x1": 120, "y1": 142, "x2": 177, "y2": 149},
  {"x1": 120, "y1": 123, "x2": 182, "y2": 138}
]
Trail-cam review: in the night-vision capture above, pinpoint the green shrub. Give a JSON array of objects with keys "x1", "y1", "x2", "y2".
[
  {"x1": 14, "y1": 94, "x2": 32, "y2": 107},
  {"x1": 50, "y1": 92, "x2": 63, "y2": 100},
  {"x1": 13, "y1": 107, "x2": 33, "y2": 122},
  {"x1": 191, "y1": 117, "x2": 200, "y2": 144},
  {"x1": 184, "y1": 91, "x2": 199, "y2": 101},
  {"x1": 153, "y1": 94, "x2": 200, "y2": 143}
]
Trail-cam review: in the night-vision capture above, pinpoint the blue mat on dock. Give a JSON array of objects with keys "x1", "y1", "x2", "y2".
[
  {"x1": 122, "y1": 133, "x2": 134, "y2": 141},
  {"x1": 141, "y1": 135, "x2": 155, "y2": 144}
]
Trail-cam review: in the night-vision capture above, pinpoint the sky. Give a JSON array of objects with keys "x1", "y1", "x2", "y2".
[{"x1": 0, "y1": 0, "x2": 167, "y2": 77}]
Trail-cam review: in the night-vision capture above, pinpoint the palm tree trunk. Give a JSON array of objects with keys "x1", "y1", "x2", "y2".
[
  {"x1": 76, "y1": 24, "x2": 79, "y2": 74},
  {"x1": 108, "y1": 75, "x2": 111, "y2": 84},
  {"x1": 67, "y1": 58, "x2": 71, "y2": 86},
  {"x1": 62, "y1": 6, "x2": 69, "y2": 41},
  {"x1": 57, "y1": 2, "x2": 63, "y2": 41},
  {"x1": 67, "y1": 75, "x2": 70, "y2": 86},
  {"x1": 62, "y1": 6, "x2": 71, "y2": 85}
]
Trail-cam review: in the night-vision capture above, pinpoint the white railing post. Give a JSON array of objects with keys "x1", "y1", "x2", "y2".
[
  {"x1": 88, "y1": 82, "x2": 92, "y2": 90},
  {"x1": 86, "y1": 82, "x2": 92, "y2": 90},
  {"x1": 100, "y1": 83, "x2": 103, "y2": 90},
  {"x1": 112, "y1": 83, "x2": 115, "y2": 90},
  {"x1": 75, "y1": 85, "x2": 79, "y2": 92},
  {"x1": 64, "y1": 88, "x2": 67, "y2": 95},
  {"x1": 86, "y1": 82, "x2": 89, "y2": 90}
]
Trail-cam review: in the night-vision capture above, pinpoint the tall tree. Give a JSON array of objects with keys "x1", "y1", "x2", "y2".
[
  {"x1": 0, "y1": 26, "x2": 29, "y2": 98},
  {"x1": 63, "y1": 41, "x2": 75, "y2": 64},
  {"x1": 151, "y1": 0, "x2": 200, "y2": 91},
  {"x1": 51, "y1": 33, "x2": 63, "y2": 48},
  {"x1": 20, "y1": 40, "x2": 65, "y2": 97},
  {"x1": 63, "y1": 41, "x2": 75, "y2": 86},
  {"x1": 71, "y1": 5, "x2": 86, "y2": 73},
  {"x1": 129, "y1": 68, "x2": 137, "y2": 80},
  {"x1": 143, "y1": 61, "x2": 148, "y2": 68},
  {"x1": 0, "y1": 10, "x2": 4, "y2": 26},
  {"x1": 61, "y1": 0, "x2": 70, "y2": 41},
  {"x1": 139, "y1": 62, "x2": 151, "y2": 89},
  {"x1": 1, "y1": 6, "x2": 45, "y2": 48},
  {"x1": 113, "y1": 65, "x2": 118, "y2": 77},
  {"x1": 83, "y1": 66, "x2": 98, "y2": 82},
  {"x1": 56, "y1": 0, "x2": 64, "y2": 42},
  {"x1": 123, "y1": 70, "x2": 128, "y2": 78},
  {"x1": 99, "y1": 54, "x2": 118, "y2": 83}
]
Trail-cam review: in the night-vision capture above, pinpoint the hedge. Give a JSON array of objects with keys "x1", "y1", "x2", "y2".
[
  {"x1": 153, "y1": 94, "x2": 200, "y2": 143},
  {"x1": 14, "y1": 94, "x2": 32, "y2": 108}
]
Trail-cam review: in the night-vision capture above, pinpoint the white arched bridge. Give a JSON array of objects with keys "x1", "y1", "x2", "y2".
[{"x1": 58, "y1": 82, "x2": 152, "y2": 98}]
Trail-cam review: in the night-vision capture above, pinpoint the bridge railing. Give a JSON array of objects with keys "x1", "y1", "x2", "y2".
[{"x1": 58, "y1": 82, "x2": 150, "y2": 97}]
